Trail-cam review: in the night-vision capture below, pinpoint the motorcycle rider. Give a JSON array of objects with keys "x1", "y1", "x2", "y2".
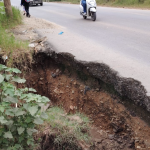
[{"x1": 81, "y1": 0, "x2": 86, "y2": 15}]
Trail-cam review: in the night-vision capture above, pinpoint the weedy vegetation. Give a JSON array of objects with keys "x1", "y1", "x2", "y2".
[
  {"x1": 36, "y1": 107, "x2": 91, "y2": 150},
  {"x1": 0, "y1": 64, "x2": 50, "y2": 149},
  {"x1": 0, "y1": 2, "x2": 30, "y2": 69},
  {"x1": 44, "y1": 0, "x2": 150, "y2": 8}
]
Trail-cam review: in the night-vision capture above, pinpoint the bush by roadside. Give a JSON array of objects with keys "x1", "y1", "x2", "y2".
[
  {"x1": 44, "y1": 0, "x2": 150, "y2": 8},
  {"x1": 0, "y1": 2, "x2": 29, "y2": 68}
]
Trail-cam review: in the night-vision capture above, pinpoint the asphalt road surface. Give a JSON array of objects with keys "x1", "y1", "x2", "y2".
[{"x1": 11, "y1": 0, "x2": 150, "y2": 95}]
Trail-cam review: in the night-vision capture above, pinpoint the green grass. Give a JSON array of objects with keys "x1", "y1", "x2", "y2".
[
  {"x1": 0, "y1": 2, "x2": 22, "y2": 28},
  {"x1": 42, "y1": 107, "x2": 91, "y2": 148},
  {"x1": 0, "y1": 2, "x2": 30, "y2": 68},
  {"x1": 44, "y1": 0, "x2": 150, "y2": 8}
]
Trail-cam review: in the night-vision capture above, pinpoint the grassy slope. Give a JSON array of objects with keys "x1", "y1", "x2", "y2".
[
  {"x1": 36, "y1": 107, "x2": 91, "y2": 149},
  {"x1": 0, "y1": 2, "x2": 29, "y2": 67},
  {"x1": 44, "y1": 0, "x2": 150, "y2": 8}
]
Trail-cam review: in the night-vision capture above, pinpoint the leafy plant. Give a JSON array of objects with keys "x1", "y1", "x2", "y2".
[{"x1": 0, "y1": 64, "x2": 50, "y2": 149}]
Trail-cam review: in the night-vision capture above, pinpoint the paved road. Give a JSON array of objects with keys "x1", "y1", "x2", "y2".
[{"x1": 11, "y1": 0, "x2": 150, "y2": 95}]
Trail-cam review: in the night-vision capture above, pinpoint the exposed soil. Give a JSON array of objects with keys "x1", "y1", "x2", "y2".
[
  {"x1": 24, "y1": 53, "x2": 150, "y2": 150},
  {"x1": 9, "y1": 15, "x2": 150, "y2": 150}
]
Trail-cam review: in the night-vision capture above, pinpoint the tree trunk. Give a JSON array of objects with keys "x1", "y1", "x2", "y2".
[{"x1": 4, "y1": 0, "x2": 13, "y2": 17}]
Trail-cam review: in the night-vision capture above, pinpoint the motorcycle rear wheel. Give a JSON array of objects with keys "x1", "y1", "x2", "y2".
[
  {"x1": 83, "y1": 16, "x2": 87, "y2": 19},
  {"x1": 91, "y1": 12, "x2": 96, "y2": 21}
]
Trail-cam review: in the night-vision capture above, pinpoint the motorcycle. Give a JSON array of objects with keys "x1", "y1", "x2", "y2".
[{"x1": 79, "y1": 0, "x2": 97, "y2": 21}]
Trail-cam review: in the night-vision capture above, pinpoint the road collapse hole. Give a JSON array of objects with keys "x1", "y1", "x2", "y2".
[{"x1": 24, "y1": 52, "x2": 149, "y2": 150}]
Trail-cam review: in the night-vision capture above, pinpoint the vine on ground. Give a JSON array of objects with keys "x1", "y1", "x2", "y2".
[{"x1": 0, "y1": 64, "x2": 50, "y2": 150}]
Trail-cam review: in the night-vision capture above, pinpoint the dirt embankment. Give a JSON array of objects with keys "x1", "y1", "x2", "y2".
[
  {"x1": 24, "y1": 51, "x2": 149, "y2": 150},
  {"x1": 8, "y1": 16, "x2": 150, "y2": 149}
]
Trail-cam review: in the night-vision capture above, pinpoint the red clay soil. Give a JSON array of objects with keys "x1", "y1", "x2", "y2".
[{"x1": 25, "y1": 58, "x2": 150, "y2": 150}]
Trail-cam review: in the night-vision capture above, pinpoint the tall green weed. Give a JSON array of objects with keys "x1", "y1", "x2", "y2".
[
  {"x1": 0, "y1": 2, "x2": 29, "y2": 68},
  {"x1": 45, "y1": 0, "x2": 150, "y2": 8},
  {"x1": 0, "y1": 64, "x2": 50, "y2": 149},
  {"x1": 0, "y1": 2, "x2": 22, "y2": 28}
]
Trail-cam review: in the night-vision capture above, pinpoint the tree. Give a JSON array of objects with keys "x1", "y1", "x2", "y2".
[{"x1": 4, "y1": 0, "x2": 13, "y2": 17}]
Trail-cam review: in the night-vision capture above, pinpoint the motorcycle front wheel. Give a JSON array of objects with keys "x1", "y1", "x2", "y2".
[{"x1": 91, "y1": 12, "x2": 96, "y2": 21}]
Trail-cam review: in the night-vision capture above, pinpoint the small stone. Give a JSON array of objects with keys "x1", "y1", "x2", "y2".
[
  {"x1": 2, "y1": 55, "x2": 8, "y2": 62},
  {"x1": 28, "y1": 43, "x2": 35, "y2": 48},
  {"x1": 22, "y1": 30, "x2": 27, "y2": 33},
  {"x1": 137, "y1": 146, "x2": 141, "y2": 149},
  {"x1": 135, "y1": 137, "x2": 139, "y2": 140},
  {"x1": 135, "y1": 139, "x2": 139, "y2": 142},
  {"x1": 54, "y1": 88, "x2": 63, "y2": 94},
  {"x1": 56, "y1": 69, "x2": 59, "y2": 73},
  {"x1": 40, "y1": 78, "x2": 44, "y2": 80},
  {"x1": 74, "y1": 82, "x2": 77, "y2": 85},
  {"x1": 72, "y1": 90, "x2": 74, "y2": 94},
  {"x1": 54, "y1": 88, "x2": 59, "y2": 94},
  {"x1": 51, "y1": 73, "x2": 56, "y2": 78},
  {"x1": 38, "y1": 81, "x2": 44, "y2": 85},
  {"x1": 95, "y1": 88, "x2": 99, "y2": 91},
  {"x1": 59, "y1": 90, "x2": 64, "y2": 94},
  {"x1": 108, "y1": 134, "x2": 114, "y2": 140},
  {"x1": 70, "y1": 105, "x2": 74, "y2": 110}
]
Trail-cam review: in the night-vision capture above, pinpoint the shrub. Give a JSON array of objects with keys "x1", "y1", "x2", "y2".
[{"x1": 0, "y1": 64, "x2": 50, "y2": 149}]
